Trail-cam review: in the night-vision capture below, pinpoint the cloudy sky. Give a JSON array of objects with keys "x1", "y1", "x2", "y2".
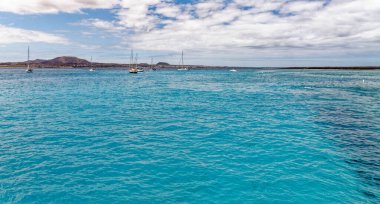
[{"x1": 0, "y1": 0, "x2": 379, "y2": 67}]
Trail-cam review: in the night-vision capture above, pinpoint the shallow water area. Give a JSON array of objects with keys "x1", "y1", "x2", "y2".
[{"x1": 0, "y1": 68, "x2": 379, "y2": 203}]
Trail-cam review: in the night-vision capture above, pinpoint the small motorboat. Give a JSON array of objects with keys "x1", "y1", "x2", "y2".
[{"x1": 230, "y1": 69, "x2": 237, "y2": 72}]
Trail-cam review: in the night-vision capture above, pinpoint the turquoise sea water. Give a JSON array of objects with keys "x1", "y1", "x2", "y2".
[{"x1": 0, "y1": 68, "x2": 379, "y2": 203}]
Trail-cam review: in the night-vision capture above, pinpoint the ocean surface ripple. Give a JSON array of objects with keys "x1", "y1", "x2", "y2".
[{"x1": 0, "y1": 69, "x2": 379, "y2": 203}]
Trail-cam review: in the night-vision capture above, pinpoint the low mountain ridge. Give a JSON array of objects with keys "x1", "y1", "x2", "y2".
[
  {"x1": 26, "y1": 56, "x2": 89, "y2": 66},
  {"x1": 48, "y1": 56, "x2": 90, "y2": 65}
]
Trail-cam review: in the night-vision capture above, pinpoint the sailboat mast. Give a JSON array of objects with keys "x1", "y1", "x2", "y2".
[
  {"x1": 130, "y1": 49, "x2": 134, "y2": 69},
  {"x1": 27, "y1": 46, "x2": 30, "y2": 68},
  {"x1": 90, "y1": 56, "x2": 92, "y2": 68},
  {"x1": 182, "y1": 50, "x2": 184, "y2": 68}
]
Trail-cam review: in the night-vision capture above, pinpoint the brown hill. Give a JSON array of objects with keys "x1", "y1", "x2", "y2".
[
  {"x1": 29, "y1": 59, "x2": 47, "y2": 64},
  {"x1": 21, "y1": 56, "x2": 91, "y2": 67},
  {"x1": 47, "y1": 56, "x2": 89, "y2": 65}
]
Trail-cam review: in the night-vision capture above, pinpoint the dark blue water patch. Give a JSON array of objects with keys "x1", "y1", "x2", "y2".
[
  {"x1": 303, "y1": 71, "x2": 380, "y2": 200},
  {"x1": 362, "y1": 190, "x2": 377, "y2": 199}
]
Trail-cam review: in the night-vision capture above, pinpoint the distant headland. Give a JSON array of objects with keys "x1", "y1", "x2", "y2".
[{"x1": 0, "y1": 56, "x2": 379, "y2": 69}]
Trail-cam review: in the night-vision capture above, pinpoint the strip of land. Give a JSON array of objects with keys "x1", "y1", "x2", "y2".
[
  {"x1": 1, "y1": 56, "x2": 379, "y2": 69},
  {"x1": 0, "y1": 56, "x2": 229, "y2": 69},
  {"x1": 283, "y1": 66, "x2": 380, "y2": 70}
]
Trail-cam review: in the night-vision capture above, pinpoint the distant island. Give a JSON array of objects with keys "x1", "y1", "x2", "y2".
[
  {"x1": 0, "y1": 56, "x2": 379, "y2": 69},
  {"x1": 0, "y1": 56, "x2": 228, "y2": 69}
]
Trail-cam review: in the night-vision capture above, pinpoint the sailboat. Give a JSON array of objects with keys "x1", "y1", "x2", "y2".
[
  {"x1": 151, "y1": 57, "x2": 157, "y2": 71},
  {"x1": 129, "y1": 49, "x2": 138, "y2": 74},
  {"x1": 25, "y1": 46, "x2": 33, "y2": 73},
  {"x1": 177, "y1": 51, "x2": 189, "y2": 71},
  {"x1": 89, "y1": 56, "x2": 95, "y2": 72},
  {"x1": 135, "y1": 54, "x2": 144, "y2": 72}
]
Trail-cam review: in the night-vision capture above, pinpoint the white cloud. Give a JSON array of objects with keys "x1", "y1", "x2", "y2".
[
  {"x1": 0, "y1": 24, "x2": 69, "y2": 44},
  {"x1": 112, "y1": 0, "x2": 380, "y2": 54},
  {"x1": 155, "y1": 3, "x2": 181, "y2": 18},
  {"x1": 116, "y1": 0, "x2": 161, "y2": 32},
  {"x1": 280, "y1": 1, "x2": 325, "y2": 14},
  {"x1": 80, "y1": 19, "x2": 124, "y2": 33},
  {"x1": 195, "y1": 0, "x2": 226, "y2": 18},
  {"x1": 0, "y1": 0, "x2": 118, "y2": 14},
  {"x1": 3, "y1": 0, "x2": 380, "y2": 64}
]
